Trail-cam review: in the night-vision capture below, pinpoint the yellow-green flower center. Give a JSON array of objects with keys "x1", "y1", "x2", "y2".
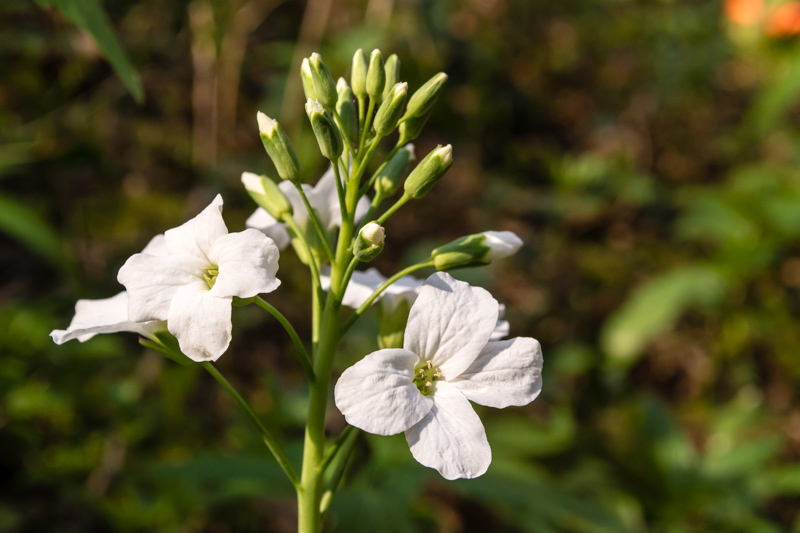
[
  {"x1": 203, "y1": 266, "x2": 219, "y2": 289},
  {"x1": 413, "y1": 360, "x2": 441, "y2": 396}
]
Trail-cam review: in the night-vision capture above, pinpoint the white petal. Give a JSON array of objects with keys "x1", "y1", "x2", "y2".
[
  {"x1": 321, "y1": 267, "x2": 424, "y2": 310},
  {"x1": 281, "y1": 181, "x2": 312, "y2": 229},
  {"x1": 405, "y1": 381, "x2": 491, "y2": 480},
  {"x1": 404, "y1": 272, "x2": 498, "y2": 380},
  {"x1": 50, "y1": 292, "x2": 161, "y2": 344},
  {"x1": 164, "y1": 195, "x2": 227, "y2": 261},
  {"x1": 310, "y1": 166, "x2": 339, "y2": 229},
  {"x1": 353, "y1": 194, "x2": 371, "y2": 225},
  {"x1": 141, "y1": 234, "x2": 168, "y2": 256},
  {"x1": 118, "y1": 253, "x2": 205, "y2": 322},
  {"x1": 167, "y1": 281, "x2": 232, "y2": 362},
  {"x1": 490, "y1": 320, "x2": 509, "y2": 340},
  {"x1": 482, "y1": 231, "x2": 522, "y2": 261},
  {"x1": 209, "y1": 229, "x2": 281, "y2": 298},
  {"x1": 334, "y1": 349, "x2": 432, "y2": 436},
  {"x1": 450, "y1": 338, "x2": 543, "y2": 408},
  {"x1": 245, "y1": 208, "x2": 291, "y2": 250}
]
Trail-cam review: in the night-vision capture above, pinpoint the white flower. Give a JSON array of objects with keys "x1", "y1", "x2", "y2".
[
  {"x1": 50, "y1": 235, "x2": 169, "y2": 344},
  {"x1": 245, "y1": 166, "x2": 370, "y2": 250},
  {"x1": 117, "y1": 195, "x2": 281, "y2": 362},
  {"x1": 320, "y1": 267, "x2": 510, "y2": 338},
  {"x1": 334, "y1": 272, "x2": 543, "y2": 479}
]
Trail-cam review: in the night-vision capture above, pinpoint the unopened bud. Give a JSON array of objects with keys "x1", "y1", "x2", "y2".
[
  {"x1": 354, "y1": 222, "x2": 385, "y2": 262},
  {"x1": 383, "y1": 54, "x2": 400, "y2": 101},
  {"x1": 351, "y1": 49, "x2": 368, "y2": 99},
  {"x1": 257, "y1": 112, "x2": 301, "y2": 182},
  {"x1": 241, "y1": 172, "x2": 293, "y2": 220},
  {"x1": 373, "y1": 82, "x2": 408, "y2": 137},
  {"x1": 431, "y1": 231, "x2": 523, "y2": 270},
  {"x1": 366, "y1": 49, "x2": 385, "y2": 102},
  {"x1": 336, "y1": 78, "x2": 358, "y2": 143},
  {"x1": 401, "y1": 72, "x2": 448, "y2": 121},
  {"x1": 308, "y1": 53, "x2": 338, "y2": 109},
  {"x1": 375, "y1": 144, "x2": 415, "y2": 198},
  {"x1": 403, "y1": 144, "x2": 453, "y2": 199},
  {"x1": 378, "y1": 298, "x2": 411, "y2": 349},
  {"x1": 305, "y1": 99, "x2": 343, "y2": 160},
  {"x1": 300, "y1": 58, "x2": 317, "y2": 101},
  {"x1": 398, "y1": 110, "x2": 432, "y2": 145}
]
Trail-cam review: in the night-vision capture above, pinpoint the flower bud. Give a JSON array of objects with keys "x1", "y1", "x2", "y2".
[
  {"x1": 403, "y1": 144, "x2": 453, "y2": 199},
  {"x1": 401, "y1": 72, "x2": 448, "y2": 121},
  {"x1": 397, "y1": 110, "x2": 432, "y2": 145},
  {"x1": 305, "y1": 99, "x2": 343, "y2": 160},
  {"x1": 336, "y1": 78, "x2": 358, "y2": 143},
  {"x1": 241, "y1": 172, "x2": 293, "y2": 220},
  {"x1": 373, "y1": 82, "x2": 408, "y2": 137},
  {"x1": 431, "y1": 231, "x2": 523, "y2": 270},
  {"x1": 300, "y1": 58, "x2": 317, "y2": 101},
  {"x1": 257, "y1": 112, "x2": 302, "y2": 182},
  {"x1": 366, "y1": 49, "x2": 385, "y2": 102},
  {"x1": 378, "y1": 298, "x2": 411, "y2": 349},
  {"x1": 351, "y1": 48, "x2": 368, "y2": 99},
  {"x1": 308, "y1": 52, "x2": 338, "y2": 109},
  {"x1": 375, "y1": 144, "x2": 415, "y2": 198},
  {"x1": 354, "y1": 222, "x2": 385, "y2": 262},
  {"x1": 382, "y1": 54, "x2": 400, "y2": 101}
]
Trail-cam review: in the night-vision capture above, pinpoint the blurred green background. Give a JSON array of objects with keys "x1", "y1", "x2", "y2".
[{"x1": 3, "y1": 0, "x2": 800, "y2": 531}]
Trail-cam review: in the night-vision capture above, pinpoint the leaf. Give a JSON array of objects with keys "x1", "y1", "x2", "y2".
[
  {"x1": 0, "y1": 194, "x2": 66, "y2": 268},
  {"x1": 36, "y1": 0, "x2": 144, "y2": 102},
  {"x1": 601, "y1": 265, "x2": 728, "y2": 365}
]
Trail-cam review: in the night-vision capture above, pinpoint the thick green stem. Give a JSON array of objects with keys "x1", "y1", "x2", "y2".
[
  {"x1": 331, "y1": 159, "x2": 348, "y2": 221},
  {"x1": 297, "y1": 158, "x2": 362, "y2": 533},
  {"x1": 339, "y1": 260, "x2": 435, "y2": 337},
  {"x1": 201, "y1": 362, "x2": 300, "y2": 488},
  {"x1": 283, "y1": 215, "x2": 324, "y2": 352},
  {"x1": 254, "y1": 296, "x2": 314, "y2": 383}
]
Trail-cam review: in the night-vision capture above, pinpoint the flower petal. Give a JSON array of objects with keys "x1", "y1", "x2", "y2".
[
  {"x1": 118, "y1": 253, "x2": 205, "y2": 322},
  {"x1": 141, "y1": 234, "x2": 168, "y2": 256},
  {"x1": 450, "y1": 338, "x2": 543, "y2": 408},
  {"x1": 164, "y1": 195, "x2": 228, "y2": 261},
  {"x1": 405, "y1": 381, "x2": 491, "y2": 479},
  {"x1": 50, "y1": 292, "x2": 162, "y2": 344},
  {"x1": 209, "y1": 229, "x2": 281, "y2": 298},
  {"x1": 334, "y1": 348, "x2": 433, "y2": 436},
  {"x1": 404, "y1": 272, "x2": 498, "y2": 380},
  {"x1": 310, "y1": 166, "x2": 340, "y2": 229},
  {"x1": 490, "y1": 320, "x2": 509, "y2": 341},
  {"x1": 167, "y1": 281, "x2": 232, "y2": 362},
  {"x1": 246, "y1": 208, "x2": 291, "y2": 250}
]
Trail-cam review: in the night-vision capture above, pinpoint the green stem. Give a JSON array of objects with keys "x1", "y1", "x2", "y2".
[
  {"x1": 201, "y1": 362, "x2": 300, "y2": 488},
  {"x1": 353, "y1": 193, "x2": 384, "y2": 240},
  {"x1": 358, "y1": 99, "x2": 376, "y2": 155},
  {"x1": 254, "y1": 296, "x2": 314, "y2": 383},
  {"x1": 293, "y1": 182, "x2": 336, "y2": 264},
  {"x1": 377, "y1": 192, "x2": 412, "y2": 225},
  {"x1": 339, "y1": 260, "x2": 435, "y2": 336},
  {"x1": 319, "y1": 426, "x2": 359, "y2": 515},
  {"x1": 352, "y1": 134, "x2": 383, "y2": 190},
  {"x1": 283, "y1": 215, "x2": 323, "y2": 353},
  {"x1": 357, "y1": 95, "x2": 365, "y2": 133},
  {"x1": 331, "y1": 158, "x2": 348, "y2": 221},
  {"x1": 332, "y1": 110, "x2": 356, "y2": 161},
  {"x1": 359, "y1": 141, "x2": 402, "y2": 198}
]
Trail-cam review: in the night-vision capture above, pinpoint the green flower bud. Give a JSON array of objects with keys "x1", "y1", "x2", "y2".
[
  {"x1": 241, "y1": 172, "x2": 293, "y2": 220},
  {"x1": 431, "y1": 231, "x2": 523, "y2": 270},
  {"x1": 397, "y1": 109, "x2": 432, "y2": 145},
  {"x1": 300, "y1": 58, "x2": 317, "y2": 101},
  {"x1": 351, "y1": 48, "x2": 368, "y2": 99},
  {"x1": 305, "y1": 99, "x2": 343, "y2": 160},
  {"x1": 401, "y1": 72, "x2": 448, "y2": 121},
  {"x1": 378, "y1": 298, "x2": 411, "y2": 349},
  {"x1": 403, "y1": 144, "x2": 453, "y2": 199},
  {"x1": 336, "y1": 78, "x2": 358, "y2": 143},
  {"x1": 257, "y1": 112, "x2": 302, "y2": 182},
  {"x1": 353, "y1": 221, "x2": 385, "y2": 262},
  {"x1": 373, "y1": 82, "x2": 408, "y2": 137},
  {"x1": 366, "y1": 49, "x2": 385, "y2": 102},
  {"x1": 308, "y1": 52, "x2": 338, "y2": 109},
  {"x1": 383, "y1": 54, "x2": 400, "y2": 101},
  {"x1": 375, "y1": 144, "x2": 415, "y2": 198}
]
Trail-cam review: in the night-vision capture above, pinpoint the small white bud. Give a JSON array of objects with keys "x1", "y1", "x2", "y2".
[{"x1": 482, "y1": 231, "x2": 523, "y2": 261}]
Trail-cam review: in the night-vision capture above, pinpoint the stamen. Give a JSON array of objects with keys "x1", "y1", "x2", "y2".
[{"x1": 203, "y1": 266, "x2": 219, "y2": 289}]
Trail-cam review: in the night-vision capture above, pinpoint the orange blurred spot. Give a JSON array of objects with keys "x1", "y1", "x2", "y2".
[
  {"x1": 766, "y1": 2, "x2": 800, "y2": 36},
  {"x1": 725, "y1": 0, "x2": 764, "y2": 25}
]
